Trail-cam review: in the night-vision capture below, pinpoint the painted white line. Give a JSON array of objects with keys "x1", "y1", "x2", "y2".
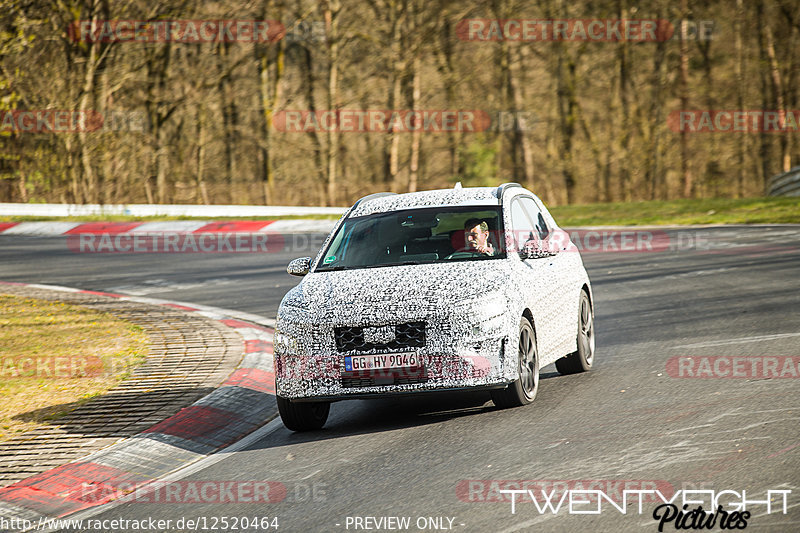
[
  {"x1": 671, "y1": 332, "x2": 800, "y2": 349},
  {"x1": 119, "y1": 294, "x2": 277, "y2": 328},
  {"x1": 24, "y1": 283, "x2": 82, "y2": 293},
  {"x1": 107, "y1": 278, "x2": 235, "y2": 296}
]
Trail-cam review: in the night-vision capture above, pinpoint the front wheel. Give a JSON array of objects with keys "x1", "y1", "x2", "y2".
[
  {"x1": 491, "y1": 317, "x2": 539, "y2": 408},
  {"x1": 556, "y1": 291, "x2": 595, "y2": 375},
  {"x1": 277, "y1": 396, "x2": 330, "y2": 431}
]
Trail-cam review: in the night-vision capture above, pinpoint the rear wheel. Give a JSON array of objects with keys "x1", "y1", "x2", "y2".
[
  {"x1": 556, "y1": 291, "x2": 595, "y2": 375},
  {"x1": 277, "y1": 396, "x2": 330, "y2": 431},
  {"x1": 491, "y1": 317, "x2": 539, "y2": 408}
]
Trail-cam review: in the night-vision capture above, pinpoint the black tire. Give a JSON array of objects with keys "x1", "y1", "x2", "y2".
[
  {"x1": 555, "y1": 291, "x2": 595, "y2": 375},
  {"x1": 491, "y1": 317, "x2": 539, "y2": 408},
  {"x1": 277, "y1": 396, "x2": 330, "y2": 431}
]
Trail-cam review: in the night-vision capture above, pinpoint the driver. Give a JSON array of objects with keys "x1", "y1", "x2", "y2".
[{"x1": 463, "y1": 218, "x2": 495, "y2": 256}]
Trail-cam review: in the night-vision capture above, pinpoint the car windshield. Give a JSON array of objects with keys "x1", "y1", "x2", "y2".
[{"x1": 315, "y1": 206, "x2": 506, "y2": 272}]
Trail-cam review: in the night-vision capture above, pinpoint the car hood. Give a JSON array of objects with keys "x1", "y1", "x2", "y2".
[{"x1": 279, "y1": 261, "x2": 512, "y2": 324}]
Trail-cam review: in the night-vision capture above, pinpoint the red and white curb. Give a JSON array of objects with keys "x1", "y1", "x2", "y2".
[
  {"x1": 0, "y1": 282, "x2": 278, "y2": 530},
  {"x1": 0, "y1": 220, "x2": 336, "y2": 236}
]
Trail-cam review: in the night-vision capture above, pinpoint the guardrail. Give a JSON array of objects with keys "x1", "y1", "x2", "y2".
[
  {"x1": 0, "y1": 203, "x2": 347, "y2": 218},
  {"x1": 768, "y1": 166, "x2": 800, "y2": 197}
]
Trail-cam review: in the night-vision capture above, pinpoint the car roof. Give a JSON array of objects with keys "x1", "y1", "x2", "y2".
[{"x1": 348, "y1": 186, "x2": 515, "y2": 217}]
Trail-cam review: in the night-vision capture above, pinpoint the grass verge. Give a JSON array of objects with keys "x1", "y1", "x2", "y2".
[
  {"x1": 1, "y1": 197, "x2": 798, "y2": 226},
  {"x1": 0, "y1": 295, "x2": 148, "y2": 442},
  {"x1": 549, "y1": 197, "x2": 800, "y2": 226},
  {"x1": 0, "y1": 213, "x2": 343, "y2": 223}
]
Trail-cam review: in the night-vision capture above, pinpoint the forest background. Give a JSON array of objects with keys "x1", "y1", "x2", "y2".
[{"x1": 0, "y1": 0, "x2": 797, "y2": 207}]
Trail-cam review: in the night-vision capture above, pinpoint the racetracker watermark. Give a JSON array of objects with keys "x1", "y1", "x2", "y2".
[
  {"x1": 0, "y1": 110, "x2": 146, "y2": 133},
  {"x1": 457, "y1": 19, "x2": 714, "y2": 42},
  {"x1": 0, "y1": 356, "x2": 105, "y2": 378},
  {"x1": 511, "y1": 229, "x2": 709, "y2": 254},
  {"x1": 68, "y1": 20, "x2": 284, "y2": 43},
  {"x1": 77, "y1": 480, "x2": 287, "y2": 504},
  {"x1": 669, "y1": 110, "x2": 800, "y2": 133},
  {"x1": 67, "y1": 233, "x2": 286, "y2": 253},
  {"x1": 459, "y1": 19, "x2": 659, "y2": 42},
  {"x1": 666, "y1": 356, "x2": 800, "y2": 379},
  {"x1": 273, "y1": 110, "x2": 492, "y2": 133}
]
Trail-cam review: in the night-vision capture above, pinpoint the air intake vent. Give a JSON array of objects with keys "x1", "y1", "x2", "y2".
[{"x1": 334, "y1": 321, "x2": 426, "y2": 353}]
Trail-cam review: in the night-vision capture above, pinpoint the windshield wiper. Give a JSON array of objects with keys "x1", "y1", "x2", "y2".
[
  {"x1": 318, "y1": 260, "x2": 424, "y2": 272},
  {"x1": 316, "y1": 265, "x2": 349, "y2": 271}
]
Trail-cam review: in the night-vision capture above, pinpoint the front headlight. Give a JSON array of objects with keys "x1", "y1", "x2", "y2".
[
  {"x1": 456, "y1": 291, "x2": 507, "y2": 321},
  {"x1": 455, "y1": 291, "x2": 508, "y2": 336},
  {"x1": 274, "y1": 331, "x2": 299, "y2": 352}
]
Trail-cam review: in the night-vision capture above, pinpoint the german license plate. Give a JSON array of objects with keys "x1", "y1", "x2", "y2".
[{"x1": 344, "y1": 353, "x2": 418, "y2": 371}]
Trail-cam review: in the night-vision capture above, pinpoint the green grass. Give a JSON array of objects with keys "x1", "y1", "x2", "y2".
[
  {"x1": 1, "y1": 197, "x2": 798, "y2": 225},
  {"x1": 549, "y1": 197, "x2": 800, "y2": 226},
  {"x1": 0, "y1": 295, "x2": 148, "y2": 442}
]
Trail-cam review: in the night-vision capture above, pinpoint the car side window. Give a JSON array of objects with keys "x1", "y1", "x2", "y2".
[
  {"x1": 519, "y1": 197, "x2": 550, "y2": 240},
  {"x1": 510, "y1": 198, "x2": 538, "y2": 252}
]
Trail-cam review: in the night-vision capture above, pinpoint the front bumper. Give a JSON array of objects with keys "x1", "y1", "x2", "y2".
[
  {"x1": 288, "y1": 382, "x2": 515, "y2": 402},
  {"x1": 275, "y1": 336, "x2": 513, "y2": 400}
]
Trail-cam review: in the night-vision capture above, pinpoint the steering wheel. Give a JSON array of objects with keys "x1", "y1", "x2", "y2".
[{"x1": 444, "y1": 250, "x2": 485, "y2": 260}]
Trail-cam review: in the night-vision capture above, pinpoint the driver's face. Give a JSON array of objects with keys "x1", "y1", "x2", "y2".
[{"x1": 465, "y1": 224, "x2": 488, "y2": 250}]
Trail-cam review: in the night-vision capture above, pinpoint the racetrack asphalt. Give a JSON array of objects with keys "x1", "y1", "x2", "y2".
[{"x1": 0, "y1": 225, "x2": 798, "y2": 532}]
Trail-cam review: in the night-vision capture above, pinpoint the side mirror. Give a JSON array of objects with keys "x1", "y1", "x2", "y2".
[
  {"x1": 287, "y1": 257, "x2": 312, "y2": 276},
  {"x1": 519, "y1": 240, "x2": 555, "y2": 260}
]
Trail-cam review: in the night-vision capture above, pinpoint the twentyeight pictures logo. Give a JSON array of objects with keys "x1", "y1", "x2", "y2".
[{"x1": 458, "y1": 481, "x2": 791, "y2": 531}]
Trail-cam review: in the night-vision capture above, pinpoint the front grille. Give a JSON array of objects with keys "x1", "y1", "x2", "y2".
[{"x1": 334, "y1": 321, "x2": 426, "y2": 353}]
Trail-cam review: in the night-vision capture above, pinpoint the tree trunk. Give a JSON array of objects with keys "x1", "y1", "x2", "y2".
[
  {"x1": 301, "y1": 45, "x2": 326, "y2": 204},
  {"x1": 434, "y1": 16, "x2": 462, "y2": 178},
  {"x1": 217, "y1": 41, "x2": 238, "y2": 203},
  {"x1": 697, "y1": 22, "x2": 717, "y2": 196},
  {"x1": 646, "y1": 24, "x2": 667, "y2": 200},
  {"x1": 679, "y1": 0, "x2": 693, "y2": 198},
  {"x1": 556, "y1": 49, "x2": 577, "y2": 204},
  {"x1": 734, "y1": 0, "x2": 746, "y2": 197},
  {"x1": 323, "y1": 0, "x2": 341, "y2": 206},
  {"x1": 509, "y1": 47, "x2": 535, "y2": 191},
  {"x1": 617, "y1": 1, "x2": 632, "y2": 201},
  {"x1": 196, "y1": 105, "x2": 210, "y2": 205},
  {"x1": 755, "y1": 0, "x2": 772, "y2": 191},
  {"x1": 78, "y1": 13, "x2": 101, "y2": 203},
  {"x1": 408, "y1": 55, "x2": 421, "y2": 192},
  {"x1": 257, "y1": 1, "x2": 285, "y2": 205},
  {"x1": 385, "y1": 0, "x2": 406, "y2": 190},
  {"x1": 764, "y1": 24, "x2": 790, "y2": 173},
  {"x1": 145, "y1": 42, "x2": 172, "y2": 204}
]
